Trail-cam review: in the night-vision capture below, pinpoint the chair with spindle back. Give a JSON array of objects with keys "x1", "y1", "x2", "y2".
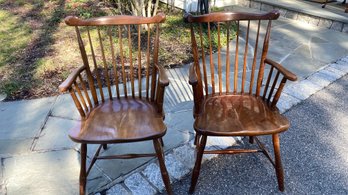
[
  {"x1": 59, "y1": 13, "x2": 172, "y2": 195},
  {"x1": 184, "y1": 10, "x2": 297, "y2": 193}
]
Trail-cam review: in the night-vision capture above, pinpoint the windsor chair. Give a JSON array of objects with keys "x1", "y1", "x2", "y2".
[
  {"x1": 59, "y1": 13, "x2": 172, "y2": 194},
  {"x1": 184, "y1": 10, "x2": 297, "y2": 193}
]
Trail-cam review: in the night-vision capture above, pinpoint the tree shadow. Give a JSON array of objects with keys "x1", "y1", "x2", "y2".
[{"x1": 0, "y1": 0, "x2": 66, "y2": 99}]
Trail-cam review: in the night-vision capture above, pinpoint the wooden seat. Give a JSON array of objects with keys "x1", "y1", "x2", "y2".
[
  {"x1": 184, "y1": 11, "x2": 297, "y2": 193},
  {"x1": 69, "y1": 99, "x2": 166, "y2": 143},
  {"x1": 194, "y1": 95, "x2": 289, "y2": 136},
  {"x1": 59, "y1": 14, "x2": 172, "y2": 195}
]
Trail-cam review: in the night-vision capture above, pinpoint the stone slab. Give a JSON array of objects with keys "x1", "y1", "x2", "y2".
[
  {"x1": 325, "y1": 66, "x2": 346, "y2": 77},
  {"x1": 165, "y1": 110, "x2": 195, "y2": 134},
  {"x1": 0, "y1": 97, "x2": 55, "y2": 140},
  {"x1": 319, "y1": 69, "x2": 343, "y2": 82},
  {"x1": 106, "y1": 184, "x2": 130, "y2": 195},
  {"x1": 253, "y1": 0, "x2": 348, "y2": 23},
  {"x1": 34, "y1": 116, "x2": 79, "y2": 151},
  {"x1": 51, "y1": 94, "x2": 81, "y2": 120},
  {"x1": 3, "y1": 150, "x2": 80, "y2": 194},
  {"x1": 311, "y1": 43, "x2": 348, "y2": 64},
  {"x1": 277, "y1": 92, "x2": 301, "y2": 113},
  {"x1": 206, "y1": 136, "x2": 238, "y2": 149},
  {"x1": 284, "y1": 80, "x2": 322, "y2": 100},
  {"x1": 0, "y1": 139, "x2": 32, "y2": 155},
  {"x1": 172, "y1": 144, "x2": 196, "y2": 169},
  {"x1": 307, "y1": 71, "x2": 337, "y2": 88},
  {"x1": 142, "y1": 163, "x2": 166, "y2": 191},
  {"x1": 165, "y1": 153, "x2": 190, "y2": 180},
  {"x1": 331, "y1": 61, "x2": 348, "y2": 73},
  {"x1": 124, "y1": 173, "x2": 156, "y2": 195},
  {"x1": 280, "y1": 44, "x2": 326, "y2": 79},
  {"x1": 162, "y1": 127, "x2": 193, "y2": 151}
]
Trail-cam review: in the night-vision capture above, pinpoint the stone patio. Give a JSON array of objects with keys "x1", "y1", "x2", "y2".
[{"x1": 0, "y1": 4, "x2": 348, "y2": 195}]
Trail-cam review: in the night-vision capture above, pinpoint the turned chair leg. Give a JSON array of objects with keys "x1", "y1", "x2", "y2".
[
  {"x1": 153, "y1": 139, "x2": 172, "y2": 195},
  {"x1": 272, "y1": 134, "x2": 285, "y2": 192},
  {"x1": 80, "y1": 144, "x2": 87, "y2": 195},
  {"x1": 102, "y1": 144, "x2": 107, "y2": 150},
  {"x1": 194, "y1": 134, "x2": 201, "y2": 145},
  {"x1": 189, "y1": 135, "x2": 207, "y2": 194}
]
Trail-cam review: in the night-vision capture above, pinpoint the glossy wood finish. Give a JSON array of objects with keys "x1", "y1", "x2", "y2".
[
  {"x1": 184, "y1": 11, "x2": 297, "y2": 193},
  {"x1": 69, "y1": 99, "x2": 166, "y2": 143},
  {"x1": 194, "y1": 95, "x2": 289, "y2": 136},
  {"x1": 59, "y1": 13, "x2": 172, "y2": 195}
]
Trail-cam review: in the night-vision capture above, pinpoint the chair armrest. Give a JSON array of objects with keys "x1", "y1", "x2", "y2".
[
  {"x1": 189, "y1": 63, "x2": 198, "y2": 85},
  {"x1": 188, "y1": 63, "x2": 203, "y2": 117},
  {"x1": 58, "y1": 66, "x2": 86, "y2": 92},
  {"x1": 155, "y1": 64, "x2": 169, "y2": 87},
  {"x1": 265, "y1": 58, "x2": 297, "y2": 81},
  {"x1": 154, "y1": 65, "x2": 169, "y2": 115}
]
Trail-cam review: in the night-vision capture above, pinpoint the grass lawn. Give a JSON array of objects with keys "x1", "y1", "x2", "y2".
[{"x1": 0, "y1": 0, "x2": 230, "y2": 100}]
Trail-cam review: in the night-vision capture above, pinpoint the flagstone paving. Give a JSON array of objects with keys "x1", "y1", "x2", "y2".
[{"x1": 0, "y1": 5, "x2": 348, "y2": 195}]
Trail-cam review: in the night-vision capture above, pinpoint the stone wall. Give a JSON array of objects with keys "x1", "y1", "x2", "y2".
[
  {"x1": 238, "y1": 0, "x2": 348, "y2": 33},
  {"x1": 160, "y1": 0, "x2": 238, "y2": 12}
]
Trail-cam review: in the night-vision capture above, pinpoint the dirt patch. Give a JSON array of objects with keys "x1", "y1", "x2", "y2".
[{"x1": 0, "y1": 1, "x2": 197, "y2": 101}]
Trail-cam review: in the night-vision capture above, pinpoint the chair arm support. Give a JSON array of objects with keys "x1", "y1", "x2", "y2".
[
  {"x1": 265, "y1": 58, "x2": 297, "y2": 81},
  {"x1": 189, "y1": 63, "x2": 198, "y2": 85},
  {"x1": 188, "y1": 64, "x2": 203, "y2": 117},
  {"x1": 155, "y1": 65, "x2": 169, "y2": 115},
  {"x1": 59, "y1": 66, "x2": 86, "y2": 92},
  {"x1": 156, "y1": 64, "x2": 169, "y2": 87}
]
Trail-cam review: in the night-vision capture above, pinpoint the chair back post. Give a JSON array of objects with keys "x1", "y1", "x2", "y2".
[
  {"x1": 75, "y1": 26, "x2": 99, "y2": 106},
  {"x1": 184, "y1": 11, "x2": 280, "y2": 98},
  {"x1": 189, "y1": 24, "x2": 204, "y2": 95},
  {"x1": 151, "y1": 24, "x2": 161, "y2": 102},
  {"x1": 255, "y1": 20, "x2": 272, "y2": 97},
  {"x1": 64, "y1": 14, "x2": 166, "y2": 112}
]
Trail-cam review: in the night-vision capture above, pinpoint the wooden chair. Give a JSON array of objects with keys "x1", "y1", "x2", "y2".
[
  {"x1": 184, "y1": 11, "x2": 297, "y2": 193},
  {"x1": 59, "y1": 13, "x2": 172, "y2": 195}
]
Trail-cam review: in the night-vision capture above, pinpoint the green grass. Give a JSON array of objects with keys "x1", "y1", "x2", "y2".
[
  {"x1": 0, "y1": 1, "x2": 235, "y2": 100},
  {"x1": 0, "y1": 10, "x2": 33, "y2": 67},
  {"x1": 0, "y1": 10, "x2": 34, "y2": 96}
]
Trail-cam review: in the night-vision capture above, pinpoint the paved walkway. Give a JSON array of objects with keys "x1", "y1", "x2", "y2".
[
  {"x1": 1, "y1": 5, "x2": 348, "y2": 195},
  {"x1": 239, "y1": 0, "x2": 348, "y2": 33},
  {"x1": 164, "y1": 74, "x2": 348, "y2": 194}
]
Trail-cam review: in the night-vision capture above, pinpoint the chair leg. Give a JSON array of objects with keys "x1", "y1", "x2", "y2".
[
  {"x1": 272, "y1": 134, "x2": 285, "y2": 192},
  {"x1": 153, "y1": 139, "x2": 172, "y2": 195},
  {"x1": 102, "y1": 144, "x2": 107, "y2": 150},
  {"x1": 160, "y1": 138, "x2": 164, "y2": 147},
  {"x1": 80, "y1": 143, "x2": 87, "y2": 195},
  {"x1": 194, "y1": 133, "x2": 201, "y2": 146},
  {"x1": 249, "y1": 136, "x2": 254, "y2": 144},
  {"x1": 189, "y1": 135, "x2": 207, "y2": 194}
]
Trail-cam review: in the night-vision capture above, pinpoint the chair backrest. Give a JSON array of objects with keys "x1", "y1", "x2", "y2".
[
  {"x1": 65, "y1": 14, "x2": 166, "y2": 112},
  {"x1": 184, "y1": 11, "x2": 281, "y2": 100}
]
